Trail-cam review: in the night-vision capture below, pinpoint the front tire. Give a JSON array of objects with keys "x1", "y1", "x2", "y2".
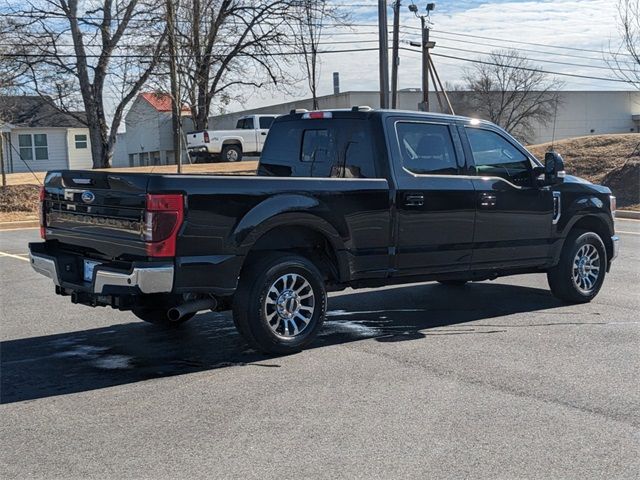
[
  {"x1": 547, "y1": 229, "x2": 607, "y2": 303},
  {"x1": 221, "y1": 144, "x2": 242, "y2": 162},
  {"x1": 233, "y1": 253, "x2": 327, "y2": 355}
]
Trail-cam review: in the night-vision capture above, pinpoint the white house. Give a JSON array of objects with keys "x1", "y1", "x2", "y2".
[
  {"x1": 0, "y1": 96, "x2": 92, "y2": 173},
  {"x1": 121, "y1": 92, "x2": 192, "y2": 167}
]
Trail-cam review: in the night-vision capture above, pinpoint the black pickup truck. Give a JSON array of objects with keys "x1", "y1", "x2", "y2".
[{"x1": 29, "y1": 108, "x2": 619, "y2": 354}]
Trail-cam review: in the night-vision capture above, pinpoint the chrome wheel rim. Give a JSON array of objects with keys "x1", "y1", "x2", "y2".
[
  {"x1": 226, "y1": 149, "x2": 239, "y2": 161},
  {"x1": 572, "y1": 244, "x2": 601, "y2": 294},
  {"x1": 264, "y1": 273, "x2": 315, "y2": 338}
]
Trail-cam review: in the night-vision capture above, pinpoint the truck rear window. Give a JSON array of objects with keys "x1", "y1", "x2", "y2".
[{"x1": 259, "y1": 119, "x2": 377, "y2": 178}]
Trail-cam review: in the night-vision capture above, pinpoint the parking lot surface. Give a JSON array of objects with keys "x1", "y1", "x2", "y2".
[{"x1": 1, "y1": 221, "x2": 639, "y2": 479}]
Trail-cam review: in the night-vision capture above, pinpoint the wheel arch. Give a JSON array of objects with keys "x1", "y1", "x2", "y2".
[
  {"x1": 233, "y1": 198, "x2": 349, "y2": 283},
  {"x1": 557, "y1": 213, "x2": 614, "y2": 268}
]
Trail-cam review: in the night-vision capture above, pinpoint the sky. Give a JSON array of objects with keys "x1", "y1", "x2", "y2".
[{"x1": 233, "y1": 0, "x2": 632, "y2": 113}]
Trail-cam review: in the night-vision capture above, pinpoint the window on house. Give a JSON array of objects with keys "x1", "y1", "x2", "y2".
[
  {"x1": 18, "y1": 134, "x2": 48, "y2": 161},
  {"x1": 129, "y1": 154, "x2": 135, "y2": 167},
  {"x1": 75, "y1": 134, "x2": 88, "y2": 149}
]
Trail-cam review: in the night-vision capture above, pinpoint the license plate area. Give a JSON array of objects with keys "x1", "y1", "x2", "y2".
[{"x1": 83, "y1": 259, "x2": 102, "y2": 282}]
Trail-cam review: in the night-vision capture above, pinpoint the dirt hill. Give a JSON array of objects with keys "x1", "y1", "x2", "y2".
[{"x1": 527, "y1": 134, "x2": 639, "y2": 209}]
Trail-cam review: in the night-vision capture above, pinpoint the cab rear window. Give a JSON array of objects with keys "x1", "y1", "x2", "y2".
[{"x1": 259, "y1": 119, "x2": 377, "y2": 178}]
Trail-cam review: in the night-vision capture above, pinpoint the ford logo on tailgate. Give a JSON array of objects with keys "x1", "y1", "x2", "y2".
[{"x1": 81, "y1": 191, "x2": 95, "y2": 204}]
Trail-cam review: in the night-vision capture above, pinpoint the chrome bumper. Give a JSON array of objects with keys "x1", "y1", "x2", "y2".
[
  {"x1": 29, "y1": 252, "x2": 174, "y2": 294},
  {"x1": 611, "y1": 235, "x2": 620, "y2": 262},
  {"x1": 30, "y1": 253, "x2": 60, "y2": 286}
]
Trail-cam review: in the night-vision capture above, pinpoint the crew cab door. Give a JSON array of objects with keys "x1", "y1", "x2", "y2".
[
  {"x1": 387, "y1": 118, "x2": 475, "y2": 276},
  {"x1": 462, "y1": 125, "x2": 554, "y2": 268}
]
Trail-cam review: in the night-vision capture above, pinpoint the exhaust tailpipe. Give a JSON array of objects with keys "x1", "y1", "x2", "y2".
[{"x1": 167, "y1": 298, "x2": 217, "y2": 322}]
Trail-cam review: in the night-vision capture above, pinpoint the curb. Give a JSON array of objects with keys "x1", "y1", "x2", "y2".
[
  {"x1": 0, "y1": 220, "x2": 39, "y2": 230},
  {"x1": 616, "y1": 210, "x2": 640, "y2": 220}
]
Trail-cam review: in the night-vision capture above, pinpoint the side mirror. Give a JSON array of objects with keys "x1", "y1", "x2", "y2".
[{"x1": 544, "y1": 151, "x2": 566, "y2": 185}]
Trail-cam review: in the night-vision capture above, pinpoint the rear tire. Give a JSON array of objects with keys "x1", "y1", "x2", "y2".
[
  {"x1": 233, "y1": 253, "x2": 327, "y2": 355},
  {"x1": 547, "y1": 229, "x2": 607, "y2": 303},
  {"x1": 132, "y1": 307, "x2": 194, "y2": 326},
  {"x1": 221, "y1": 144, "x2": 242, "y2": 162}
]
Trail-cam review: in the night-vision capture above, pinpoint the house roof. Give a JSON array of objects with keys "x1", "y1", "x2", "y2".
[
  {"x1": 0, "y1": 96, "x2": 87, "y2": 128},
  {"x1": 139, "y1": 92, "x2": 190, "y2": 113}
]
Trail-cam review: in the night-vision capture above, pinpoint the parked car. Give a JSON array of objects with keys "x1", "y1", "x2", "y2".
[
  {"x1": 185, "y1": 114, "x2": 279, "y2": 162},
  {"x1": 30, "y1": 108, "x2": 619, "y2": 354}
]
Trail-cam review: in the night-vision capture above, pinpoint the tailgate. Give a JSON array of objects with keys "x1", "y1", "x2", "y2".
[
  {"x1": 43, "y1": 171, "x2": 149, "y2": 259},
  {"x1": 186, "y1": 131, "x2": 208, "y2": 148}
]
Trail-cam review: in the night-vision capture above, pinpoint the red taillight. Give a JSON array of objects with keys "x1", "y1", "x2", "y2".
[
  {"x1": 203, "y1": 131, "x2": 210, "y2": 143},
  {"x1": 144, "y1": 194, "x2": 184, "y2": 257},
  {"x1": 39, "y1": 186, "x2": 46, "y2": 239}
]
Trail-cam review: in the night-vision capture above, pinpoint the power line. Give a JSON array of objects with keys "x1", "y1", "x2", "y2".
[
  {"x1": 400, "y1": 47, "x2": 632, "y2": 84},
  {"x1": 422, "y1": 31, "x2": 631, "y2": 64},
  {"x1": 402, "y1": 25, "x2": 636, "y2": 58},
  {"x1": 400, "y1": 41, "x2": 638, "y2": 73}
]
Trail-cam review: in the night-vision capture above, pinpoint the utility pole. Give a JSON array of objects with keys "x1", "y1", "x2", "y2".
[
  {"x1": 391, "y1": 0, "x2": 401, "y2": 109},
  {"x1": 421, "y1": 15, "x2": 429, "y2": 111},
  {"x1": 378, "y1": 0, "x2": 390, "y2": 109},
  {"x1": 0, "y1": 133, "x2": 6, "y2": 187},
  {"x1": 166, "y1": 0, "x2": 182, "y2": 173}
]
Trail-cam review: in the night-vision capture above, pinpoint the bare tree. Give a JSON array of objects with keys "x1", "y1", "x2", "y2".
[
  {"x1": 609, "y1": 0, "x2": 640, "y2": 89},
  {"x1": 0, "y1": 18, "x2": 28, "y2": 94},
  {"x1": 294, "y1": 0, "x2": 347, "y2": 110},
  {"x1": 167, "y1": 0, "x2": 302, "y2": 131},
  {"x1": 459, "y1": 50, "x2": 563, "y2": 142},
  {"x1": 6, "y1": 0, "x2": 167, "y2": 167}
]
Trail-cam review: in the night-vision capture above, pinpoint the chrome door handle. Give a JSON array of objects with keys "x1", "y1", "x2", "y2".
[
  {"x1": 480, "y1": 193, "x2": 497, "y2": 207},
  {"x1": 404, "y1": 193, "x2": 424, "y2": 207}
]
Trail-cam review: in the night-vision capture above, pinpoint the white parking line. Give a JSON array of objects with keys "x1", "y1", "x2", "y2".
[
  {"x1": 0, "y1": 251, "x2": 30, "y2": 262},
  {"x1": 618, "y1": 230, "x2": 640, "y2": 236}
]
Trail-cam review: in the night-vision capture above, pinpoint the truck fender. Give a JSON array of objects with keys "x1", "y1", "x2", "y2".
[
  {"x1": 232, "y1": 194, "x2": 345, "y2": 252},
  {"x1": 230, "y1": 195, "x2": 349, "y2": 280},
  {"x1": 551, "y1": 195, "x2": 614, "y2": 264}
]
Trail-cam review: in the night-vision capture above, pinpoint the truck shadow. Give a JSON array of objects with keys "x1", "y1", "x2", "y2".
[{"x1": 2, "y1": 281, "x2": 567, "y2": 404}]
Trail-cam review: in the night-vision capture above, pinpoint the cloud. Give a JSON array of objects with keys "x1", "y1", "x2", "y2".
[{"x1": 234, "y1": 0, "x2": 627, "y2": 112}]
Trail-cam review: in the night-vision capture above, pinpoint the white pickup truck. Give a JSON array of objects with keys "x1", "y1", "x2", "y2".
[{"x1": 185, "y1": 114, "x2": 279, "y2": 162}]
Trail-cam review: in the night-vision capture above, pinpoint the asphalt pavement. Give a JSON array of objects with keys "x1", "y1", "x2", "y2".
[{"x1": 1, "y1": 221, "x2": 639, "y2": 479}]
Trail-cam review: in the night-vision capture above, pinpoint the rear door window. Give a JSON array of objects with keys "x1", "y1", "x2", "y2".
[{"x1": 395, "y1": 122, "x2": 459, "y2": 175}]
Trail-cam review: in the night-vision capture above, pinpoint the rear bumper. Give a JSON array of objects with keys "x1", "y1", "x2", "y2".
[
  {"x1": 611, "y1": 235, "x2": 620, "y2": 262},
  {"x1": 29, "y1": 243, "x2": 174, "y2": 295}
]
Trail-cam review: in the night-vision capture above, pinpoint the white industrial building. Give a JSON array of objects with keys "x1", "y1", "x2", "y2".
[{"x1": 209, "y1": 90, "x2": 640, "y2": 145}]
